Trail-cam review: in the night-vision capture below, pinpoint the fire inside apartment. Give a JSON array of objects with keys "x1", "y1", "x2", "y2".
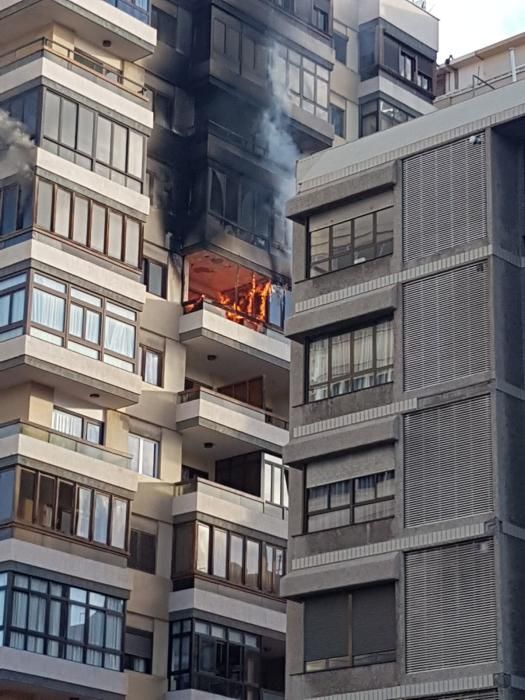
[{"x1": 0, "y1": 0, "x2": 436, "y2": 698}]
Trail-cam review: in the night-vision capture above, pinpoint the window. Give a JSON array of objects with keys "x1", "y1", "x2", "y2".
[
  {"x1": 125, "y1": 628, "x2": 153, "y2": 674},
  {"x1": 0, "y1": 88, "x2": 39, "y2": 139},
  {"x1": 0, "y1": 469, "x2": 15, "y2": 521},
  {"x1": 306, "y1": 471, "x2": 395, "y2": 532},
  {"x1": 417, "y1": 73, "x2": 432, "y2": 91},
  {"x1": 274, "y1": 0, "x2": 294, "y2": 12},
  {"x1": 272, "y1": 47, "x2": 330, "y2": 121},
  {"x1": 169, "y1": 619, "x2": 260, "y2": 696},
  {"x1": 36, "y1": 179, "x2": 142, "y2": 267},
  {"x1": 152, "y1": 90, "x2": 173, "y2": 129},
  {"x1": 128, "y1": 434, "x2": 159, "y2": 478},
  {"x1": 15, "y1": 467, "x2": 129, "y2": 549},
  {"x1": 263, "y1": 454, "x2": 289, "y2": 508},
  {"x1": 309, "y1": 207, "x2": 393, "y2": 277},
  {"x1": 360, "y1": 99, "x2": 414, "y2": 136},
  {"x1": 329, "y1": 104, "x2": 345, "y2": 138},
  {"x1": 0, "y1": 183, "x2": 32, "y2": 234},
  {"x1": 0, "y1": 273, "x2": 26, "y2": 341},
  {"x1": 52, "y1": 408, "x2": 103, "y2": 445},
  {"x1": 140, "y1": 347, "x2": 162, "y2": 386},
  {"x1": 41, "y1": 90, "x2": 145, "y2": 191},
  {"x1": 143, "y1": 259, "x2": 167, "y2": 298},
  {"x1": 333, "y1": 33, "x2": 348, "y2": 64},
  {"x1": 29, "y1": 273, "x2": 137, "y2": 372},
  {"x1": 151, "y1": 7, "x2": 178, "y2": 48},
  {"x1": 172, "y1": 522, "x2": 284, "y2": 595},
  {"x1": 307, "y1": 319, "x2": 394, "y2": 402},
  {"x1": 313, "y1": 5, "x2": 329, "y2": 33},
  {"x1": 1, "y1": 573, "x2": 124, "y2": 668},
  {"x1": 400, "y1": 52, "x2": 415, "y2": 81},
  {"x1": 129, "y1": 529, "x2": 157, "y2": 574},
  {"x1": 304, "y1": 585, "x2": 395, "y2": 671}
]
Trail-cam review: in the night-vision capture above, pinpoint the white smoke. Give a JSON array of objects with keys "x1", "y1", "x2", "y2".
[
  {"x1": 259, "y1": 45, "x2": 299, "y2": 251},
  {"x1": 0, "y1": 109, "x2": 35, "y2": 181}
]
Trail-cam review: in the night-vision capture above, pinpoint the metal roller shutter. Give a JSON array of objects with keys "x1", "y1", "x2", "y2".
[
  {"x1": 405, "y1": 540, "x2": 497, "y2": 672},
  {"x1": 304, "y1": 592, "x2": 349, "y2": 662},
  {"x1": 403, "y1": 263, "x2": 489, "y2": 390},
  {"x1": 404, "y1": 395, "x2": 493, "y2": 527},
  {"x1": 403, "y1": 136, "x2": 487, "y2": 262}
]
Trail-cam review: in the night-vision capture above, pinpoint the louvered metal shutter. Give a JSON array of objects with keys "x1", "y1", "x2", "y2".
[
  {"x1": 304, "y1": 592, "x2": 349, "y2": 662},
  {"x1": 405, "y1": 540, "x2": 497, "y2": 672},
  {"x1": 404, "y1": 395, "x2": 493, "y2": 527},
  {"x1": 403, "y1": 136, "x2": 487, "y2": 262},
  {"x1": 404, "y1": 263, "x2": 489, "y2": 390}
]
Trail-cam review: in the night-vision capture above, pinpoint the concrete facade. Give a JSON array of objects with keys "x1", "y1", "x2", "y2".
[{"x1": 283, "y1": 78, "x2": 525, "y2": 700}]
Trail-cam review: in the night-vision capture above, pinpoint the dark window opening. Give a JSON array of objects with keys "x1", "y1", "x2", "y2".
[
  {"x1": 330, "y1": 104, "x2": 346, "y2": 138},
  {"x1": 333, "y1": 33, "x2": 348, "y2": 64},
  {"x1": 129, "y1": 529, "x2": 157, "y2": 574}
]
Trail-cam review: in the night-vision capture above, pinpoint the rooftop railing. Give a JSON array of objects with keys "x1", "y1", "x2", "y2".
[{"x1": 0, "y1": 420, "x2": 131, "y2": 469}]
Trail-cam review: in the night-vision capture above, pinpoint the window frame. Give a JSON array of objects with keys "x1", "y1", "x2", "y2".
[
  {"x1": 306, "y1": 319, "x2": 394, "y2": 402},
  {"x1": 329, "y1": 103, "x2": 346, "y2": 138},
  {"x1": 15, "y1": 466, "x2": 130, "y2": 551},
  {"x1": 129, "y1": 528, "x2": 157, "y2": 574},
  {"x1": 173, "y1": 521, "x2": 285, "y2": 596},
  {"x1": 52, "y1": 407, "x2": 104, "y2": 445},
  {"x1": 128, "y1": 433, "x2": 160, "y2": 478},
  {"x1": 139, "y1": 346, "x2": 163, "y2": 386},
  {"x1": 305, "y1": 470, "x2": 395, "y2": 533},
  {"x1": 0, "y1": 273, "x2": 27, "y2": 340},
  {"x1": 143, "y1": 258, "x2": 167, "y2": 298},
  {"x1": 35, "y1": 178, "x2": 142, "y2": 268},
  {"x1": 2, "y1": 572, "x2": 125, "y2": 669},
  {"x1": 28, "y1": 271, "x2": 138, "y2": 373},
  {"x1": 308, "y1": 207, "x2": 394, "y2": 277}
]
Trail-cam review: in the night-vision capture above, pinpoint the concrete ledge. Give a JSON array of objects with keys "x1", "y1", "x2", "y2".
[{"x1": 281, "y1": 551, "x2": 400, "y2": 598}]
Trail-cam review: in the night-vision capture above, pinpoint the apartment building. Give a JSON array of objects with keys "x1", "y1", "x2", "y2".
[
  {"x1": 282, "y1": 67, "x2": 525, "y2": 700},
  {"x1": 0, "y1": 0, "x2": 437, "y2": 698},
  {"x1": 436, "y1": 31, "x2": 525, "y2": 107}
]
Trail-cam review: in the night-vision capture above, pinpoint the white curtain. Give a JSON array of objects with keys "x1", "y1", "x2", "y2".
[
  {"x1": 110, "y1": 499, "x2": 127, "y2": 549},
  {"x1": 27, "y1": 594, "x2": 46, "y2": 633},
  {"x1": 76, "y1": 488, "x2": 91, "y2": 539},
  {"x1": 85, "y1": 310, "x2": 101, "y2": 344},
  {"x1": 11, "y1": 591, "x2": 27, "y2": 628},
  {"x1": 309, "y1": 338, "x2": 328, "y2": 385},
  {"x1": 52, "y1": 409, "x2": 82, "y2": 438},
  {"x1": 376, "y1": 321, "x2": 393, "y2": 368},
  {"x1": 104, "y1": 317, "x2": 134, "y2": 357},
  {"x1": 31, "y1": 289, "x2": 65, "y2": 331},
  {"x1": 93, "y1": 494, "x2": 109, "y2": 544}
]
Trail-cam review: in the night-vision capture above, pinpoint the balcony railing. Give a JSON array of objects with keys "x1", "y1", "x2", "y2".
[
  {"x1": 0, "y1": 38, "x2": 151, "y2": 101},
  {"x1": 0, "y1": 420, "x2": 131, "y2": 469},
  {"x1": 103, "y1": 0, "x2": 151, "y2": 22},
  {"x1": 183, "y1": 298, "x2": 286, "y2": 337},
  {"x1": 177, "y1": 387, "x2": 289, "y2": 431},
  {"x1": 174, "y1": 477, "x2": 288, "y2": 520}
]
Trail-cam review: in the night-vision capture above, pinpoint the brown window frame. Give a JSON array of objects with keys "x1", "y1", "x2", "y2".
[
  {"x1": 139, "y1": 345, "x2": 163, "y2": 387},
  {"x1": 142, "y1": 258, "x2": 167, "y2": 298},
  {"x1": 35, "y1": 178, "x2": 143, "y2": 268}
]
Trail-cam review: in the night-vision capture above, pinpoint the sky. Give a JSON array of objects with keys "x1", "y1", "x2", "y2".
[{"x1": 426, "y1": 0, "x2": 525, "y2": 61}]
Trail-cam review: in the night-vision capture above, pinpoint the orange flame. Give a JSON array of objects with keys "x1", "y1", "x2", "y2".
[{"x1": 218, "y1": 274, "x2": 272, "y2": 329}]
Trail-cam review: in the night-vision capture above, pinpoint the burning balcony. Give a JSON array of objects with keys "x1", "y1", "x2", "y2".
[{"x1": 181, "y1": 252, "x2": 291, "y2": 383}]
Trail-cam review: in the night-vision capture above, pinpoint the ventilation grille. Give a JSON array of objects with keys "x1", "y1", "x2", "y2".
[
  {"x1": 405, "y1": 540, "x2": 497, "y2": 673},
  {"x1": 403, "y1": 263, "x2": 489, "y2": 391},
  {"x1": 403, "y1": 136, "x2": 487, "y2": 262},
  {"x1": 404, "y1": 395, "x2": 493, "y2": 527}
]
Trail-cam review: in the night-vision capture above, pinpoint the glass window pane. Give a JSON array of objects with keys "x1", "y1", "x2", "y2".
[
  {"x1": 316, "y1": 77, "x2": 328, "y2": 107},
  {"x1": 330, "y1": 480, "x2": 351, "y2": 508},
  {"x1": 111, "y1": 498, "x2": 127, "y2": 549},
  {"x1": 43, "y1": 92, "x2": 60, "y2": 141},
  {"x1": 353, "y1": 327, "x2": 374, "y2": 388},
  {"x1": 36, "y1": 180, "x2": 53, "y2": 230},
  {"x1": 76, "y1": 487, "x2": 92, "y2": 539},
  {"x1": 353, "y1": 214, "x2": 374, "y2": 263},
  {"x1": 88, "y1": 608, "x2": 105, "y2": 646},
  {"x1": 144, "y1": 350, "x2": 160, "y2": 385},
  {"x1": 104, "y1": 317, "x2": 135, "y2": 358},
  {"x1": 212, "y1": 529, "x2": 227, "y2": 578},
  {"x1": 272, "y1": 465, "x2": 281, "y2": 505},
  {"x1": 127, "y1": 131, "x2": 144, "y2": 179},
  {"x1": 0, "y1": 469, "x2": 14, "y2": 521},
  {"x1": 196, "y1": 523, "x2": 210, "y2": 573},
  {"x1": 264, "y1": 461, "x2": 272, "y2": 503},
  {"x1": 1, "y1": 186, "x2": 18, "y2": 234},
  {"x1": 245, "y1": 539, "x2": 259, "y2": 588},
  {"x1": 57, "y1": 481, "x2": 75, "y2": 535},
  {"x1": 111, "y1": 124, "x2": 127, "y2": 172},
  {"x1": 128, "y1": 435, "x2": 140, "y2": 472},
  {"x1": 331, "y1": 331, "x2": 352, "y2": 378},
  {"x1": 10, "y1": 290, "x2": 25, "y2": 324},
  {"x1": 52, "y1": 409, "x2": 82, "y2": 438},
  {"x1": 140, "y1": 438, "x2": 158, "y2": 477},
  {"x1": 17, "y1": 469, "x2": 35, "y2": 522},
  {"x1": 376, "y1": 208, "x2": 394, "y2": 256},
  {"x1": 355, "y1": 475, "x2": 376, "y2": 503},
  {"x1": 108, "y1": 212, "x2": 123, "y2": 259},
  {"x1": 90, "y1": 204, "x2": 106, "y2": 252},
  {"x1": 376, "y1": 321, "x2": 394, "y2": 369},
  {"x1": 85, "y1": 420, "x2": 101, "y2": 444},
  {"x1": 73, "y1": 197, "x2": 89, "y2": 245},
  {"x1": 96, "y1": 117, "x2": 112, "y2": 164},
  {"x1": 69, "y1": 304, "x2": 83, "y2": 338},
  {"x1": 377, "y1": 471, "x2": 395, "y2": 498},
  {"x1": 93, "y1": 493, "x2": 110, "y2": 544},
  {"x1": 0, "y1": 295, "x2": 9, "y2": 327},
  {"x1": 31, "y1": 289, "x2": 65, "y2": 332},
  {"x1": 146, "y1": 261, "x2": 165, "y2": 297},
  {"x1": 229, "y1": 534, "x2": 243, "y2": 584},
  {"x1": 37, "y1": 475, "x2": 56, "y2": 528},
  {"x1": 309, "y1": 338, "x2": 329, "y2": 387},
  {"x1": 60, "y1": 99, "x2": 77, "y2": 148},
  {"x1": 124, "y1": 220, "x2": 140, "y2": 267},
  {"x1": 77, "y1": 106, "x2": 94, "y2": 155},
  {"x1": 67, "y1": 604, "x2": 85, "y2": 641}
]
